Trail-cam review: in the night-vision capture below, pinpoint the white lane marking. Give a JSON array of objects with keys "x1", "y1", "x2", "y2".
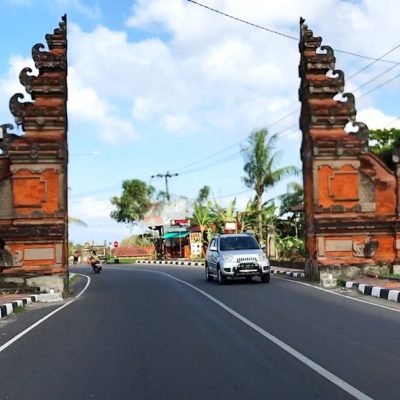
[
  {"x1": 0, "y1": 273, "x2": 91, "y2": 354},
  {"x1": 272, "y1": 276, "x2": 400, "y2": 314},
  {"x1": 128, "y1": 268, "x2": 373, "y2": 400},
  {"x1": 118, "y1": 263, "x2": 400, "y2": 314}
]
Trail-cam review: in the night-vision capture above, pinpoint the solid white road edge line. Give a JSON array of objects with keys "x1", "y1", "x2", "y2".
[
  {"x1": 0, "y1": 273, "x2": 91, "y2": 354},
  {"x1": 272, "y1": 275, "x2": 400, "y2": 314},
  {"x1": 133, "y1": 268, "x2": 373, "y2": 400},
  {"x1": 119, "y1": 263, "x2": 400, "y2": 313}
]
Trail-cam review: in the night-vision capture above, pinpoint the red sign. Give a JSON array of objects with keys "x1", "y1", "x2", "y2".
[
  {"x1": 113, "y1": 241, "x2": 119, "y2": 248},
  {"x1": 171, "y1": 219, "x2": 190, "y2": 226}
]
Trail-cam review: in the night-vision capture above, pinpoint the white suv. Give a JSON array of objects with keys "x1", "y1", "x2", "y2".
[{"x1": 205, "y1": 234, "x2": 270, "y2": 284}]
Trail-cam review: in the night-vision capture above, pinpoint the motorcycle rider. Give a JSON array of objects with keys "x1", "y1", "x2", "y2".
[{"x1": 89, "y1": 250, "x2": 101, "y2": 272}]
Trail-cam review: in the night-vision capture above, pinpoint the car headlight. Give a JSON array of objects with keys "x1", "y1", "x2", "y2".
[
  {"x1": 258, "y1": 253, "x2": 267, "y2": 261},
  {"x1": 223, "y1": 254, "x2": 235, "y2": 262}
]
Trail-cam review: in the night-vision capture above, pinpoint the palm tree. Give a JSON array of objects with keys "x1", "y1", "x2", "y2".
[
  {"x1": 278, "y1": 182, "x2": 304, "y2": 238},
  {"x1": 68, "y1": 216, "x2": 88, "y2": 227},
  {"x1": 191, "y1": 200, "x2": 212, "y2": 255},
  {"x1": 241, "y1": 128, "x2": 299, "y2": 243},
  {"x1": 212, "y1": 198, "x2": 237, "y2": 232}
]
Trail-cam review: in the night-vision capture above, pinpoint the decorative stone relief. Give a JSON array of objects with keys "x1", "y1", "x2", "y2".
[
  {"x1": 12, "y1": 250, "x2": 23, "y2": 266},
  {"x1": 353, "y1": 238, "x2": 379, "y2": 258}
]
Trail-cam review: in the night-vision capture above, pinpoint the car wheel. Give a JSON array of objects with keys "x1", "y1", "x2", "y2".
[
  {"x1": 205, "y1": 265, "x2": 213, "y2": 281},
  {"x1": 261, "y1": 273, "x2": 270, "y2": 283},
  {"x1": 217, "y1": 267, "x2": 227, "y2": 285}
]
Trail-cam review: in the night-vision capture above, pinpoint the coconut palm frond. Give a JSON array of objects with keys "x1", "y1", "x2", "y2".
[{"x1": 68, "y1": 216, "x2": 88, "y2": 227}]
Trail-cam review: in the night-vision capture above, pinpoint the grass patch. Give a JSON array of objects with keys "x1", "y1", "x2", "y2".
[
  {"x1": 69, "y1": 274, "x2": 78, "y2": 284},
  {"x1": 13, "y1": 306, "x2": 25, "y2": 314},
  {"x1": 380, "y1": 273, "x2": 400, "y2": 280}
]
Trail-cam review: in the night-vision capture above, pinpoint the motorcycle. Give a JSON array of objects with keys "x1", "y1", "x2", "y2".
[{"x1": 91, "y1": 260, "x2": 102, "y2": 274}]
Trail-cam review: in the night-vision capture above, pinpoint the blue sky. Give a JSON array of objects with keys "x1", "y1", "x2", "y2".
[{"x1": 1, "y1": 0, "x2": 400, "y2": 245}]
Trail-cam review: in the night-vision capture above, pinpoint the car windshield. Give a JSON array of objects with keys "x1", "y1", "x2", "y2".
[{"x1": 220, "y1": 236, "x2": 260, "y2": 251}]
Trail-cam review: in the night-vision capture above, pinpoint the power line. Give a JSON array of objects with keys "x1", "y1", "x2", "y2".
[
  {"x1": 358, "y1": 70, "x2": 400, "y2": 98},
  {"x1": 170, "y1": 109, "x2": 299, "y2": 174},
  {"x1": 348, "y1": 43, "x2": 400, "y2": 79},
  {"x1": 187, "y1": 0, "x2": 400, "y2": 64},
  {"x1": 216, "y1": 188, "x2": 254, "y2": 200},
  {"x1": 187, "y1": 0, "x2": 297, "y2": 40},
  {"x1": 172, "y1": 123, "x2": 300, "y2": 177},
  {"x1": 69, "y1": 185, "x2": 120, "y2": 199},
  {"x1": 178, "y1": 152, "x2": 242, "y2": 175},
  {"x1": 384, "y1": 116, "x2": 400, "y2": 128},
  {"x1": 353, "y1": 63, "x2": 400, "y2": 93}
]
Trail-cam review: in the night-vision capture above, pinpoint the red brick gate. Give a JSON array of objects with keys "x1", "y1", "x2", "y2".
[
  {"x1": 0, "y1": 16, "x2": 68, "y2": 293},
  {"x1": 299, "y1": 19, "x2": 400, "y2": 281}
]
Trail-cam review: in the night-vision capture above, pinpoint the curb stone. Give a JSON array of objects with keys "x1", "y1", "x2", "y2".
[
  {"x1": 133, "y1": 260, "x2": 205, "y2": 266},
  {"x1": 0, "y1": 295, "x2": 39, "y2": 319},
  {"x1": 345, "y1": 281, "x2": 400, "y2": 303},
  {"x1": 271, "y1": 269, "x2": 305, "y2": 278},
  {"x1": 131, "y1": 260, "x2": 400, "y2": 304},
  {"x1": 132, "y1": 260, "x2": 306, "y2": 279}
]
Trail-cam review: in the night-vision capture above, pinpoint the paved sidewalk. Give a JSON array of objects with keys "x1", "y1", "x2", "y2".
[
  {"x1": 344, "y1": 277, "x2": 400, "y2": 303},
  {"x1": 0, "y1": 294, "x2": 39, "y2": 319}
]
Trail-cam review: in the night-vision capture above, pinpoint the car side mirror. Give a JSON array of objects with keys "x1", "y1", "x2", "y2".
[{"x1": 209, "y1": 246, "x2": 217, "y2": 251}]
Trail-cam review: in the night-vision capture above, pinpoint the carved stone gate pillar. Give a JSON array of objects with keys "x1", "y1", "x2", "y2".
[
  {"x1": 298, "y1": 18, "x2": 398, "y2": 281},
  {"x1": 0, "y1": 16, "x2": 68, "y2": 294}
]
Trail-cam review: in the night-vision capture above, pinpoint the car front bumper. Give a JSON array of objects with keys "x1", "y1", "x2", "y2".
[{"x1": 222, "y1": 262, "x2": 270, "y2": 277}]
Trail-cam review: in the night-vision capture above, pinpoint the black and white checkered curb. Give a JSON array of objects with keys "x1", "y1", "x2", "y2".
[
  {"x1": 133, "y1": 260, "x2": 205, "y2": 266},
  {"x1": 132, "y1": 261, "x2": 306, "y2": 279},
  {"x1": 271, "y1": 269, "x2": 305, "y2": 278},
  {"x1": 345, "y1": 282, "x2": 400, "y2": 303},
  {"x1": 0, "y1": 295, "x2": 39, "y2": 319}
]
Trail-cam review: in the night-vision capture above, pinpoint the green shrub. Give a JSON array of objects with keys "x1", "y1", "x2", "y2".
[{"x1": 336, "y1": 278, "x2": 346, "y2": 287}]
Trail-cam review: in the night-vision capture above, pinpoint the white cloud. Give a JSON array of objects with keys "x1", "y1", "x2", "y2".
[
  {"x1": 69, "y1": 196, "x2": 113, "y2": 219},
  {"x1": 0, "y1": 55, "x2": 36, "y2": 127},
  {"x1": 55, "y1": 0, "x2": 101, "y2": 19},
  {"x1": 358, "y1": 107, "x2": 400, "y2": 130},
  {"x1": 68, "y1": 67, "x2": 138, "y2": 143}
]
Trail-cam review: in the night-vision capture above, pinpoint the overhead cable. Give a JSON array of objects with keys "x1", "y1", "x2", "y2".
[
  {"x1": 348, "y1": 43, "x2": 400, "y2": 79},
  {"x1": 187, "y1": 0, "x2": 400, "y2": 64},
  {"x1": 170, "y1": 109, "x2": 299, "y2": 174}
]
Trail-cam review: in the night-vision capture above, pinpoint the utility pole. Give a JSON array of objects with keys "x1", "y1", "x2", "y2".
[{"x1": 151, "y1": 171, "x2": 178, "y2": 201}]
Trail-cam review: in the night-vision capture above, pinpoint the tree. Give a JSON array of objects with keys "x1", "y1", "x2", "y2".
[
  {"x1": 197, "y1": 185, "x2": 211, "y2": 204},
  {"x1": 237, "y1": 198, "x2": 258, "y2": 233},
  {"x1": 110, "y1": 179, "x2": 155, "y2": 224},
  {"x1": 278, "y1": 182, "x2": 304, "y2": 238},
  {"x1": 68, "y1": 216, "x2": 88, "y2": 227},
  {"x1": 212, "y1": 198, "x2": 237, "y2": 233},
  {"x1": 241, "y1": 128, "x2": 299, "y2": 243},
  {"x1": 121, "y1": 234, "x2": 152, "y2": 247},
  {"x1": 191, "y1": 200, "x2": 212, "y2": 255},
  {"x1": 369, "y1": 128, "x2": 400, "y2": 171}
]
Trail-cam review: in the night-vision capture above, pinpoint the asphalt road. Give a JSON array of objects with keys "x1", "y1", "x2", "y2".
[{"x1": 0, "y1": 263, "x2": 399, "y2": 400}]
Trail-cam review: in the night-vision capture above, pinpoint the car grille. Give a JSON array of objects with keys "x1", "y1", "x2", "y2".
[{"x1": 237, "y1": 256, "x2": 258, "y2": 263}]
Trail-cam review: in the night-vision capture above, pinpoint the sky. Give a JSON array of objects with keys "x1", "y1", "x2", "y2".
[{"x1": 1, "y1": 0, "x2": 400, "y2": 245}]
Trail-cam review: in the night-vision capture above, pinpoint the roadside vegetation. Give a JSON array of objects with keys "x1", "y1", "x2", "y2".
[{"x1": 71, "y1": 127, "x2": 399, "y2": 266}]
